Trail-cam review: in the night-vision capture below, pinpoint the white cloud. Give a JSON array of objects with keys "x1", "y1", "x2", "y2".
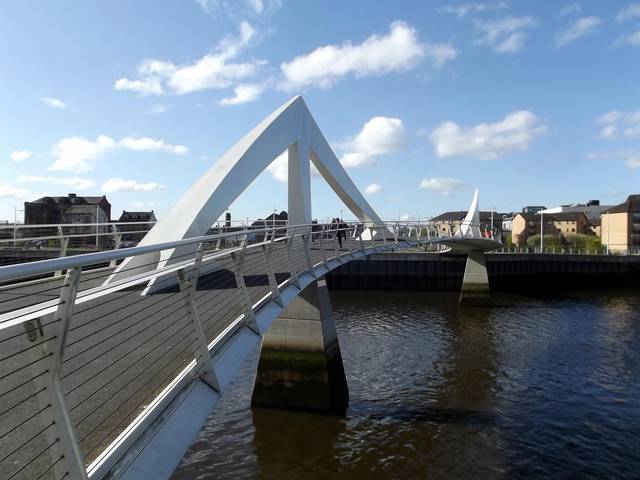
[
  {"x1": 339, "y1": 116, "x2": 406, "y2": 168},
  {"x1": 219, "y1": 83, "x2": 264, "y2": 105},
  {"x1": 626, "y1": 154, "x2": 640, "y2": 169},
  {"x1": 147, "y1": 104, "x2": 169, "y2": 114},
  {"x1": 266, "y1": 151, "x2": 289, "y2": 182},
  {"x1": 17, "y1": 175, "x2": 95, "y2": 190},
  {"x1": 559, "y1": 3, "x2": 582, "y2": 17},
  {"x1": 554, "y1": 16, "x2": 602, "y2": 47},
  {"x1": 50, "y1": 135, "x2": 117, "y2": 172},
  {"x1": 586, "y1": 150, "x2": 640, "y2": 169},
  {"x1": 120, "y1": 136, "x2": 188, "y2": 154},
  {"x1": 597, "y1": 110, "x2": 640, "y2": 139},
  {"x1": 195, "y1": 0, "x2": 281, "y2": 17},
  {"x1": 429, "y1": 110, "x2": 547, "y2": 159},
  {"x1": 41, "y1": 97, "x2": 66, "y2": 109},
  {"x1": 10, "y1": 150, "x2": 31, "y2": 162},
  {"x1": 114, "y1": 78, "x2": 164, "y2": 95},
  {"x1": 364, "y1": 183, "x2": 383, "y2": 195},
  {"x1": 280, "y1": 21, "x2": 457, "y2": 91},
  {"x1": 102, "y1": 178, "x2": 165, "y2": 193},
  {"x1": 474, "y1": 16, "x2": 539, "y2": 53},
  {"x1": 265, "y1": 117, "x2": 405, "y2": 181},
  {"x1": 0, "y1": 185, "x2": 29, "y2": 199},
  {"x1": 49, "y1": 135, "x2": 188, "y2": 172},
  {"x1": 419, "y1": 177, "x2": 464, "y2": 195},
  {"x1": 265, "y1": 150, "x2": 321, "y2": 182},
  {"x1": 439, "y1": 2, "x2": 507, "y2": 19},
  {"x1": 616, "y1": 3, "x2": 640, "y2": 22},
  {"x1": 115, "y1": 22, "x2": 263, "y2": 96},
  {"x1": 614, "y1": 30, "x2": 640, "y2": 47}
]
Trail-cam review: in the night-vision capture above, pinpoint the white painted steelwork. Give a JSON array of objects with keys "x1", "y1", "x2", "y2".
[{"x1": 0, "y1": 94, "x2": 500, "y2": 480}]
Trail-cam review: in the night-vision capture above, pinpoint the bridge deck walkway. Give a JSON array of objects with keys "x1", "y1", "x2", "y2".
[{"x1": 0, "y1": 235, "x2": 388, "y2": 479}]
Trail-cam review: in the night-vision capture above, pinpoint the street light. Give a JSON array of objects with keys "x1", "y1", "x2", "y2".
[
  {"x1": 539, "y1": 211, "x2": 544, "y2": 253},
  {"x1": 13, "y1": 205, "x2": 23, "y2": 248}
]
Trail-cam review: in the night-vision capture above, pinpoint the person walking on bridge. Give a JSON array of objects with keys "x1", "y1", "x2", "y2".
[{"x1": 337, "y1": 218, "x2": 347, "y2": 249}]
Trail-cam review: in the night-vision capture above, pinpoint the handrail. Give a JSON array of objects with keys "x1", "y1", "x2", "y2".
[
  {"x1": 0, "y1": 221, "x2": 157, "y2": 229},
  {"x1": 0, "y1": 221, "x2": 387, "y2": 283}
]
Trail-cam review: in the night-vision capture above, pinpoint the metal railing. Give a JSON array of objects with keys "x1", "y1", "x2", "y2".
[
  {"x1": 0, "y1": 222, "x2": 158, "y2": 268},
  {"x1": 0, "y1": 220, "x2": 425, "y2": 480},
  {"x1": 494, "y1": 246, "x2": 640, "y2": 255}
]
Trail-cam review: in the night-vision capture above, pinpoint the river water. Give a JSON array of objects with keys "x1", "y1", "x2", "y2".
[{"x1": 172, "y1": 289, "x2": 640, "y2": 479}]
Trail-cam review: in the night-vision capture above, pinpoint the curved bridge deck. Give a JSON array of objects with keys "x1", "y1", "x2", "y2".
[{"x1": 0, "y1": 225, "x2": 424, "y2": 480}]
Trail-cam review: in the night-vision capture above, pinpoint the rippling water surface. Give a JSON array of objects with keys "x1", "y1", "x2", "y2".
[{"x1": 172, "y1": 290, "x2": 640, "y2": 479}]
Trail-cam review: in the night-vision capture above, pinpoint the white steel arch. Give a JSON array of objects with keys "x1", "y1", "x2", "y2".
[
  {"x1": 109, "y1": 95, "x2": 384, "y2": 282},
  {"x1": 457, "y1": 188, "x2": 481, "y2": 238}
]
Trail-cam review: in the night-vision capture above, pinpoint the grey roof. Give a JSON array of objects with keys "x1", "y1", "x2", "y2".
[
  {"x1": 604, "y1": 195, "x2": 640, "y2": 214},
  {"x1": 516, "y1": 212, "x2": 587, "y2": 222},
  {"x1": 431, "y1": 211, "x2": 510, "y2": 222},
  {"x1": 119, "y1": 211, "x2": 156, "y2": 222},
  {"x1": 29, "y1": 194, "x2": 110, "y2": 206}
]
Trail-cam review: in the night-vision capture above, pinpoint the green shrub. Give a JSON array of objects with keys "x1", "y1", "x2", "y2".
[
  {"x1": 565, "y1": 233, "x2": 601, "y2": 251},
  {"x1": 526, "y1": 234, "x2": 563, "y2": 248}
]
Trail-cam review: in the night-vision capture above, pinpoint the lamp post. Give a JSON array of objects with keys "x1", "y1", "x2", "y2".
[
  {"x1": 96, "y1": 204, "x2": 100, "y2": 249},
  {"x1": 13, "y1": 205, "x2": 23, "y2": 248},
  {"x1": 540, "y1": 211, "x2": 544, "y2": 253}
]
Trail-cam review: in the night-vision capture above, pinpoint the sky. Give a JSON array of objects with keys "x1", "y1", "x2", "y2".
[{"x1": 1, "y1": 0, "x2": 639, "y2": 223}]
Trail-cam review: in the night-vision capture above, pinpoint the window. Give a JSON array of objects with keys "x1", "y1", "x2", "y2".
[{"x1": 572, "y1": 228, "x2": 575, "y2": 232}]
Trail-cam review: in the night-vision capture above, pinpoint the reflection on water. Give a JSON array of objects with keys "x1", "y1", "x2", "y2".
[{"x1": 172, "y1": 290, "x2": 640, "y2": 479}]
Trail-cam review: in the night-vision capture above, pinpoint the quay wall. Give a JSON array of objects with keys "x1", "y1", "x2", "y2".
[{"x1": 326, "y1": 252, "x2": 640, "y2": 292}]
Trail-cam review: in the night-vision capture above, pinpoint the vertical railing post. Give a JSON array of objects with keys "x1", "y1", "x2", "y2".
[
  {"x1": 55, "y1": 226, "x2": 69, "y2": 277},
  {"x1": 348, "y1": 224, "x2": 357, "y2": 256},
  {"x1": 285, "y1": 226, "x2": 300, "y2": 288},
  {"x1": 262, "y1": 233, "x2": 283, "y2": 306},
  {"x1": 109, "y1": 224, "x2": 121, "y2": 268},
  {"x1": 57, "y1": 226, "x2": 69, "y2": 257},
  {"x1": 46, "y1": 267, "x2": 88, "y2": 479},
  {"x1": 318, "y1": 224, "x2": 328, "y2": 265},
  {"x1": 302, "y1": 226, "x2": 316, "y2": 275},
  {"x1": 380, "y1": 223, "x2": 388, "y2": 246},
  {"x1": 359, "y1": 226, "x2": 365, "y2": 252},
  {"x1": 393, "y1": 223, "x2": 399, "y2": 244},
  {"x1": 231, "y1": 234, "x2": 260, "y2": 334},
  {"x1": 176, "y1": 244, "x2": 220, "y2": 391}
]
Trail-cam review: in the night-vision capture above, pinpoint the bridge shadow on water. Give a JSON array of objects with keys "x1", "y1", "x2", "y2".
[{"x1": 174, "y1": 289, "x2": 640, "y2": 479}]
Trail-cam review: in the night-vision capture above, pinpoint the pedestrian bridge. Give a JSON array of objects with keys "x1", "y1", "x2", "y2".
[{"x1": 0, "y1": 96, "x2": 500, "y2": 480}]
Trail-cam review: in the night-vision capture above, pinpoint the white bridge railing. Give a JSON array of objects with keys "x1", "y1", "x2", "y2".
[{"x1": 0, "y1": 220, "x2": 432, "y2": 480}]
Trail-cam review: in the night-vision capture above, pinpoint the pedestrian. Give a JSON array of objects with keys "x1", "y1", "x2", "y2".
[{"x1": 337, "y1": 218, "x2": 347, "y2": 248}]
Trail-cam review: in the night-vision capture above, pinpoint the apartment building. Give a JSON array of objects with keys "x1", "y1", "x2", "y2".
[{"x1": 601, "y1": 195, "x2": 640, "y2": 252}]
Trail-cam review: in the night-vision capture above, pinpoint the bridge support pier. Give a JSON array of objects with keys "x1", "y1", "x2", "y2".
[
  {"x1": 251, "y1": 278, "x2": 349, "y2": 414},
  {"x1": 459, "y1": 250, "x2": 491, "y2": 306}
]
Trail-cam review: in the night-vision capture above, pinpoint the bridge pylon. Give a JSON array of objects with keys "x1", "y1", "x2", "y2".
[
  {"x1": 439, "y1": 189, "x2": 500, "y2": 306},
  {"x1": 251, "y1": 277, "x2": 349, "y2": 413}
]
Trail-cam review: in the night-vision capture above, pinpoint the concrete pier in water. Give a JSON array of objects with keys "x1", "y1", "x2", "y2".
[
  {"x1": 252, "y1": 278, "x2": 349, "y2": 414},
  {"x1": 459, "y1": 251, "x2": 491, "y2": 306}
]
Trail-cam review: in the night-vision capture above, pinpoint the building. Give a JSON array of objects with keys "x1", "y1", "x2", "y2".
[
  {"x1": 511, "y1": 211, "x2": 591, "y2": 246},
  {"x1": 430, "y1": 210, "x2": 509, "y2": 237},
  {"x1": 601, "y1": 195, "x2": 640, "y2": 253},
  {"x1": 511, "y1": 213, "x2": 555, "y2": 246},
  {"x1": 540, "y1": 199, "x2": 612, "y2": 223},
  {"x1": 24, "y1": 193, "x2": 111, "y2": 224},
  {"x1": 550, "y1": 212, "x2": 590, "y2": 237},
  {"x1": 117, "y1": 210, "x2": 157, "y2": 243},
  {"x1": 522, "y1": 205, "x2": 546, "y2": 214}
]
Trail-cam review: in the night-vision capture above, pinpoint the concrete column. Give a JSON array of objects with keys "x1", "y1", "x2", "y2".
[
  {"x1": 459, "y1": 250, "x2": 491, "y2": 306},
  {"x1": 251, "y1": 278, "x2": 349, "y2": 413}
]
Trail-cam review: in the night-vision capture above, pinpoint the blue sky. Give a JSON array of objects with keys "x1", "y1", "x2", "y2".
[{"x1": 1, "y1": 0, "x2": 639, "y2": 223}]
